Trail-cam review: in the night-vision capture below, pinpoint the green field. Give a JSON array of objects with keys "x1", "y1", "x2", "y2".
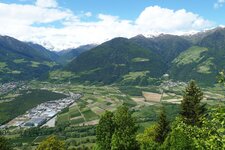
[
  {"x1": 30, "y1": 61, "x2": 41, "y2": 67},
  {"x1": 173, "y1": 46, "x2": 208, "y2": 66},
  {"x1": 13, "y1": 59, "x2": 27, "y2": 64},
  {"x1": 132, "y1": 57, "x2": 149, "y2": 62},
  {"x1": 82, "y1": 109, "x2": 99, "y2": 121},
  {"x1": 0, "y1": 62, "x2": 7, "y2": 68}
]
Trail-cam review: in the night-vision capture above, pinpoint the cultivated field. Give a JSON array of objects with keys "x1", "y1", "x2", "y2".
[{"x1": 142, "y1": 91, "x2": 162, "y2": 102}]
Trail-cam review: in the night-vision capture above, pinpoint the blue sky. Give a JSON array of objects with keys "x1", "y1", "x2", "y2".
[
  {"x1": 60, "y1": 0, "x2": 224, "y2": 24},
  {"x1": 2, "y1": 0, "x2": 222, "y2": 24},
  {"x1": 0, "y1": 0, "x2": 224, "y2": 50}
]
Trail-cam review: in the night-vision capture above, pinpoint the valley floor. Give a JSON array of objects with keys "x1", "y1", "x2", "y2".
[{"x1": 0, "y1": 81, "x2": 225, "y2": 149}]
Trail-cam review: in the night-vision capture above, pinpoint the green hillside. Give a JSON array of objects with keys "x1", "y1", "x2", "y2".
[
  {"x1": 61, "y1": 29, "x2": 225, "y2": 85},
  {"x1": 169, "y1": 46, "x2": 214, "y2": 84},
  {"x1": 131, "y1": 34, "x2": 192, "y2": 64},
  {"x1": 66, "y1": 38, "x2": 166, "y2": 84},
  {"x1": 58, "y1": 44, "x2": 97, "y2": 64},
  {"x1": 0, "y1": 36, "x2": 60, "y2": 82},
  {"x1": 2, "y1": 28, "x2": 225, "y2": 85},
  {"x1": 169, "y1": 28, "x2": 225, "y2": 84},
  {"x1": 63, "y1": 35, "x2": 193, "y2": 85}
]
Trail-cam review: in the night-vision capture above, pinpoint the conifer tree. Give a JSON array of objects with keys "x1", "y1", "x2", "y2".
[
  {"x1": 180, "y1": 80, "x2": 206, "y2": 126},
  {"x1": 154, "y1": 108, "x2": 170, "y2": 143}
]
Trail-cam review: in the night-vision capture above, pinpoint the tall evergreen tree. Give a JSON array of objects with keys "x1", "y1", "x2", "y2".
[
  {"x1": 96, "y1": 111, "x2": 115, "y2": 150},
  {"x1": 111, "y1": 105, "x2": 139, "y2": 150},
  {"x1": 180, "y1": 80, "x2": 206, "y2": 126},
  {"x1": 154, "y1": 108, "x2": 170, "y2": 143}
]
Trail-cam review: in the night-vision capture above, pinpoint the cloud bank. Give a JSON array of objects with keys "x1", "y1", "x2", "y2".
[{"x1": 0, "y1": 1, "x2": 214, "y2": 50}]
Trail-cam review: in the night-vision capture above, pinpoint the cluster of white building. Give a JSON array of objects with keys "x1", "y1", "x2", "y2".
[
  {"x1": 0, "y1": 81, "x2": 25, "y2": 95},
  {"x1": 24, "y1": 98, "x2": 74, "y2": 127},
  {"x1": 3, "y1": 93, "x2": 82, "y2": 128},
  {"x1": 161, "y1": 80, "x2": 186, "y2": 88}
]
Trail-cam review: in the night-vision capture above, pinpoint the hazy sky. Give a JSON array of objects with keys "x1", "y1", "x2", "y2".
[{"x1": 0, "y1": 0, "x2": 224, "y2": 50}]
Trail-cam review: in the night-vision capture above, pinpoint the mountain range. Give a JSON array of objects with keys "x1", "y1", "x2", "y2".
[
  {"x1": 0, "y1": 36, "x2": 66, "y2": 82},
  {"x1": 1, "y1": 27, "x2": 225, "y2": 85},
  {"x1": 65, "y1": 27, "x2": 225, "y2": 85}
]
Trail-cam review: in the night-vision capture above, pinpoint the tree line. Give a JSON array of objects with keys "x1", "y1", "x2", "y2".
[{"x1": 95, "y1": 80, "x2": 225, "y2": 150}]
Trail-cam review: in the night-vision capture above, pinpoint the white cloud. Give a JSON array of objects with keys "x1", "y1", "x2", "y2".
[
  {"x1": 84, "y1": 12, "x2": 92, "y2": 17},
  {"x1": 0, "y1": 3, "x2": 73, "y2": 25},
  {"x1": 35, "y1": 0, "x2": 58, "y2": 8},
  {"x1": 135, "y1": 6, "x2": 213, "y2": 34},
  {"x1": 0, "y1": 2, "x2": 215, "y2": 51},
  {"x1": 214, "y1": 0, "x2": 225, "y2": 8}
]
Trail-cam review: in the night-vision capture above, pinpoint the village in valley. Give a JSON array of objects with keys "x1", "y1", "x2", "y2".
[{"x1": 1, "y1": 91, "x2": 82, "y2": 129}]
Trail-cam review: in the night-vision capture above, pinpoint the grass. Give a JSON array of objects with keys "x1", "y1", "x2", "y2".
[
  {"x1": 10, "y1": 137, "x2": 36, "y2": 145},
  {"x1": 132, "y1": 57, "x2": 149, "y2": 63},
  {"x1": 123, "y1": 99, "x2": 137, "y2": 107},
  {"x1": 13, "y1": 59, "x2": 27, "y2": 64},
  {"x1": 122, "y1": 71, "x2": 149, "y2": 80},
  {"x1": 197, "y1": 58, "x2": 214, "y2": 74},
  {"x1": 43, "y1": 61, "x2": 57, "y2": 67},
  {"x1": 119, "y1": 86, "x2": 160, "y2": 96},
  {"x1": 0, "y1": 62, "x2": 7, "y2": 69},
  {"x1": 119, "y1": 86, "x2": 143, "y2": 96},
  {"x1": 173, "y1": 46, "x2": 208, "y2": 66},
  {"x1": 33, "y1": 136, "x2": 49, "y2": 143},
  {"x1": 70, "y1": 112, "x2": 82, "y2": 118},
  {"x1": 10, "y1": 70, "x2": 21, "y2": 74},
  {"x1": 30, "y1": 61, "x2": 41, "y2": 67},
  {"x1": 49, "y1": 70, "x2": 76, "y2": 81},
  {"x1": 133, "y1": 105, "x2": 160, "y2": 119},
  {"x1": 70, "y1": 118, "x2": 85, "y2": 125},
  {"x1": 66, "y1": 136, "x2": 96, "y2": 143},
  {"x1": 66, "y1": 136, "x2": 96, "y2": 149},
  {"x1": 82, "y1": 109, "x2": 99, "y2": 121},
  {"x1": 57, "y1": 105, "x2": 85, "y2": 125},
  {"x1": 69, "y1": 107, "x2": 81, "y2": 118},
  {"x1": 133, "y1": 103, "x2": 180, "y2": 123},
  {"x1": 33, "y1": 135, "x2": 65, "y2": 143},
  {"x1": 57, "y1": 113, "x2": 70, "y2": 124}
]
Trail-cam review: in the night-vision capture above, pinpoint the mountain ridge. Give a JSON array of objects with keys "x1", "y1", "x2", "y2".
[
  {"x1": 64, "y1": 27, "x2": 225, "y2": 85},
  {"x1": 0, "y1": 36, "x2": 60, "y2": 82},
  {"x1": 1, "y1": 27, "x2": 225, "y2": 85}
]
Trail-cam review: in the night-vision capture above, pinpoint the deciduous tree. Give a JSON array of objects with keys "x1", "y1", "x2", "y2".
[
  {"x1": 0, "y1": 136, "x2": 12, "y2": 150},
  {"x1": 96, "y1": 111, "x2": 115, "y2": 150},
  {"x1": 111, "y1": 105, "x2": 139, "y2": 150},
  {"x1": 36, "y1": 135, "x2": 65, "y2": 150}
]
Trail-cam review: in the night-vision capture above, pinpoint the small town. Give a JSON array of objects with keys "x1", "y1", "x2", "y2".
[
  {"x1": 0, "y1": 81, "x2": 26, "y2": 95},
  {"x1": 2, "y1": 92, "x2": 82, "y2": 128}
]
